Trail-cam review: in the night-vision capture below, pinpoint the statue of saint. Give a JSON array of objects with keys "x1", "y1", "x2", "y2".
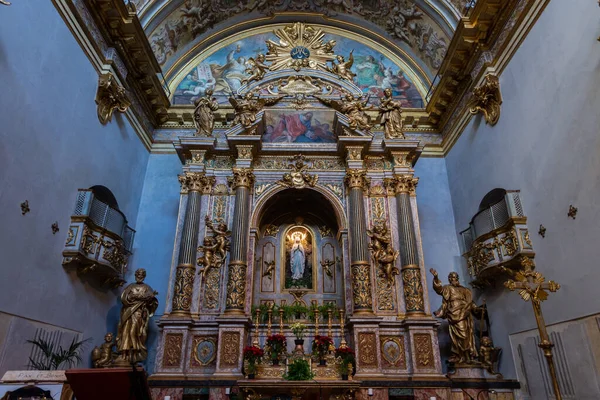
[
  {"x1": 378, "y1": 88, "x2": 405, "y2": 139},
  {"x1": 429, "y1": 269, "x2": 479, "y2": 364},
  {"x1": 115, "y1": 268, "x2": 158, "y2": 365},
  {"x1": 290, "y1": 232, "x2": 306, "y2": 280},
  {"x1": 193, "y1": 88, "x2": 219, "y2": 137}
]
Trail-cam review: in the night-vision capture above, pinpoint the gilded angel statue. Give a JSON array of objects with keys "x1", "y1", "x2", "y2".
[
  {"x1": 229, "y1": 92, "x2": 285, "y2": 128},
  {"x1": 327, "y1": 50, "x2": 356, "y2": 81},
  {"x1": 314, "y1": 93, "x2": 373, "y2": 133},
  {"x1": 242, "y1": 54, "x2": 270, "y2": 85}
]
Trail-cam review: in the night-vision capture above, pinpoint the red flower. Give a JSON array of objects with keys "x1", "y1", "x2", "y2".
[
  {"x1": 335, "y1": 347, "x2": 355, "y2": 359},
  {"x1": 243, "y1": 346, "x2": 264, "y2": 361},
  {"x1": 312, "y1": 335, "x2": 333, "y2": 356},
  {"x1": 266, "y1": 334, "x2": 287, "y2": 345}
]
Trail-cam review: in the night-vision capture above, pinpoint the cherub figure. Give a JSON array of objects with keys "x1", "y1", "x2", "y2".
[
  {"x1": 197, "y1": 236, "x2": 219, "y2": 277},
  {"x1": 479, "y1": 336, "x2": 501, "y2": 374},
  {"x1": 378, "y1": 247, "x2": 400, "y2": 281},
  {"x1": 263, "y1": 260, "x2": 276, "y2": 280},
  {"x1": 242, "y1": 54, "x2": 270, "y2": 85},
  {"x1": 314, "y1": 94, "x2": 372, "y2": 133},
  {"x1": 367, "y1": 220, "x2": 399, "y2": 281},
  {"x1": 91, "y1": 332, "x2": 117, "y2": 368},
  {"x1": 205, "y1": 215, "x2": 231, "y2": 263},
  {"x1": 229, "y1": 92, "x2": 285, "y2": 128},
  {"x1": 327, "y1": 50, "x2": 356, "y2": 81}
]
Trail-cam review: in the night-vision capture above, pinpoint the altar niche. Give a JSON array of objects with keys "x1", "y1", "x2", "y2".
[{"x1": 253, "y1": 188, "x2": 344, "y2": 307}]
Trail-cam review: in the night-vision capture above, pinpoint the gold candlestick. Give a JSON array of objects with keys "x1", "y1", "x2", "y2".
[
  {"x1": 253, "y1": 308, "x2": 260, "y2": 347},
  {"x1": 312, "y1": 300, "x2": 320, "y2": 336},
  {"x1": 327, "y1": 309, "x2": 333, "y2": 337},
  {"x1": 267, "y1": 303, "x2": 273, "y2": 337},
  {"x1": 339, "y1": 308, "x2": 347, "y2": 349},
  {"x1": 279, "y1": 305, "x2": 285, "y2": 335}
]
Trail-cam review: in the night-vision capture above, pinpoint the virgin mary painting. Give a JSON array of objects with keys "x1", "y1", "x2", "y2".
[{"x1": 284, "y1": 227, "x2": 313, "y2": 289}]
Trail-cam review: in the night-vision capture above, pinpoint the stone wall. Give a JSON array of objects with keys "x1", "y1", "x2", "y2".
[
  {"x1": 445, "y1": 0, "x2": 600, "y2": 382},
  {"x1": 0, "y1": 2, "x2": 149, "y2": 374}
]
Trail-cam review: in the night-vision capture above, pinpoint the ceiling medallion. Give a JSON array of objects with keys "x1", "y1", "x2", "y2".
[{"x1": 266, "y1": 23, "x2": 337, "y2": 72}]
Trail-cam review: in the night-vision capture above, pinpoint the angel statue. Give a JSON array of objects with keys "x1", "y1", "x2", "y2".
[
  {"x1": 242, "y1": 54, "x2": 270, "y2": 85},
  {"x1": 193, "y1": 88, "x2": 219, "y2": 136},
  {"x1": 327, "y1": 50, "x2": 356, "y2": 81},
  {"x1": 379, "y1": 88, "x2": 405, "y2": 139},
  {"x1": 229, "y1": 92, "x2": 285, "y2": 128},
  {"x1": 367, "y1": 220, "x2": 399, "y2": 281},
  {"x1": 91, "y1": 332, "x2": 117, "y2": 368},
  {"x1": 314, "y1": 93, "x2": 373, "y2": 133},
  {"x1": 197, "y1": 236, "x2": 220, "y2": 277},
  {"x1": 205, "y1": 215, "x2": 231, "y2": 263}
]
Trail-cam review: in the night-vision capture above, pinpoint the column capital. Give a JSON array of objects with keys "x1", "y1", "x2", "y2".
[
  {"x1": 344, "y1": 169, "x2": 370, "y2": 191},
  {"x1": 394, "y1": 175, "x2": 419, "y2": 195},
  {"x1": 229, "y1": 168, "x2": 255, "y2": 189},
  {"x1": 178, "y1": 171, "x2": 213, "y2": 194}
]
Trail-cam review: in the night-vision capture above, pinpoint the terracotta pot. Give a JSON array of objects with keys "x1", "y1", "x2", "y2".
[{"x1": 294, "y1": 339, "x2": 305, "y2": 354}]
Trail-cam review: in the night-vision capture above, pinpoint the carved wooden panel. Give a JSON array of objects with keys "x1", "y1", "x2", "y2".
[
  {"x1": 322, "y1": 242, "x2": 336, "y2": 293},
  {"x1": 219, "y1": 331, "x2": 240, "y2": 367},
  {"x1": 202, "y1": 266, "x2": 221, "y2": 310},
  {"x1": 414, "y1": 333, "x2": 434, "y2": 369},
  {"x1": 261, "y1": 241, "x2": 276, "y2": 292},
  {"x1": 358, "y1": 332, "x2": 377, "y2": 367},
  {"x1": 162, "y1": 333, "x2": 183, "y2": 368}
]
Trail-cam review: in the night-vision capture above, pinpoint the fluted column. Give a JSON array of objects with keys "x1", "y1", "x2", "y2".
[
  {"x1": 224, "y1": 168, "x2": 255, "y2": 315},
  {"x1": 393, "y1": 175, "x2": 425, "y2": 315},
  {"x1": 171, "y1": 172, "x2": 214, "y2": 317},
  {"x1": 344, "y1": 169, "x2": 373, "y2": 314}
]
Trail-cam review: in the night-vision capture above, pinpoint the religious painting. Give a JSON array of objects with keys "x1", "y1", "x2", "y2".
[
  {"x1": 171, "y1": 30, "x2": 425, "y2": 107},
  {"x1": 263, "y1": 110, "x2": 336, "y2": 144},
  {"x1": 283, "y1": 226, "x2": 314, "y2": 290}
]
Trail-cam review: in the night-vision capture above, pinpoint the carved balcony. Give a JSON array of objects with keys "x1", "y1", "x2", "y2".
[
  {"x1": 460, "y1": 191, "x2": 533, "y2": 288},
  {"x1": 62, "y1": 189, "x2": 135, "y2": 288}
]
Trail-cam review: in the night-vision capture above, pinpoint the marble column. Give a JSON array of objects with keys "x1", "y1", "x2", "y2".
[
  {"x1": 393, "y1": 175, "x2": 425, "y2": 315},
  {"x1": 171, "y1": 172, "x2": 214, "y2": 317},
  {"x1": 344, "y1": 169, "x2": 373, "y2": 314},
  {"x1": 224, "y1": 168, "x2": 255, "y2": 315}
]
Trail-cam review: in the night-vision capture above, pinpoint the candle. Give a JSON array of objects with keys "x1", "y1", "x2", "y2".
[
  {"x1": 164, "y1": 397, "x2": 170, "y2": 400},
  {"x1": 225, "y1": 388, "x2": 231, "y2": 395},
  {"x1": 367, "y1": 388, "x2": 374, "y2": 396}
]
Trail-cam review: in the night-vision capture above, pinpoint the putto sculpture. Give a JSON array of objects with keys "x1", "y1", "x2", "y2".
[
  {"x1": 327, "y1": 50, "x2": 356, "y2": 81},
  {"x1": 198, "y1": 216, "x2": 231, "y2": 277},
  {"x1": 229, "y1": 92, "x2": 284, "y2": 128},
  {"x1": 314, "y1": 94, "x2": 373, "y2": 133},
  {"x1": 367, "y1": 220, "x2": 399, "y2": 281},
  {"x1": 243, "y1": 54, "x2": 270, "y2": 85},
  {"x1": 91, "y1": 333, "x2": 117, "y2": 368}
]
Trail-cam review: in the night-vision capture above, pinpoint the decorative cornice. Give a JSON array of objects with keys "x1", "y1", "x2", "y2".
[
  {"x1": 468, "y1": 73, "x2": 502, "y2": 125},
  {"x1": 95, "y1": 72, "x2": 131, "y2": 125},
  {"x1": 85, "y1": 0, "x2": 170, "y2": 126}
]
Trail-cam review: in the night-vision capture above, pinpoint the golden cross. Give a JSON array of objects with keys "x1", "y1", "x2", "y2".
[{"x1": 504, "y1": 256, "x2": 562, "y2": 400}]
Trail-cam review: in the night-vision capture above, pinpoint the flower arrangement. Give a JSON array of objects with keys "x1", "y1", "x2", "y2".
[
  {"x1": 243, "y1": 346, "x2": 264, "y2": 374},
  {"x1": 335, "y1": 346, "x2": 355, "y2": 376},
  {"x1": 290, "y1": 322, "x2": 307, "y2": 340},
  {"x1": 311, "y1": 335, "x2": 333, "y2": 359},
  {"x1": 266, "y1": 334, "x2": 287, "y2": 362}
]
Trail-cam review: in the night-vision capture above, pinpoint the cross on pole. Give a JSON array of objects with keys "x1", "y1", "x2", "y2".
[{"x1": 503, "y1": 256, "x2": 562, "y2": 400}]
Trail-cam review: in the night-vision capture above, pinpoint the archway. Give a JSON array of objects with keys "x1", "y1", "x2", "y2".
[{"x1": 251, "y1": 188, "x2": 345, "y2": 310}]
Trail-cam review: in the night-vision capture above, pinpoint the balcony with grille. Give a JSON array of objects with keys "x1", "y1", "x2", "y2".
[
  {"x1": 459, "y1": 190, "x2": 534, "y2": 287},
  {"x1": 62, "y1": 189, "x2": 135, "y2": 288}
]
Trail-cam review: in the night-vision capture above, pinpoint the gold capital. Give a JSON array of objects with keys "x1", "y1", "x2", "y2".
[
  {"x1": 178, "y1": 172, "x2": 213, "y2": 194},
  {"x1": 394, "y1": 175, "x2": 419, "y2": 194},
  {"x1": 229, "y1": 168, "x2": 255, "y2": 189},
  {"x1": 344, "y1": 169, "x2": 370, "y2": 191}
]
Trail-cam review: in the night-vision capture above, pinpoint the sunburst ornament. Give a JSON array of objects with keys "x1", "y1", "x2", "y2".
[{"x1": 265, "y1": 23, "x2": 337, "y2": 72}]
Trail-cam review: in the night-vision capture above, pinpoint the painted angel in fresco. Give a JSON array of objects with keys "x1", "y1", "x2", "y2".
[
  {"x1": 229, "y1": 93, "x2": 285, "y2": 128},
  {"x1": 378, "y1": 88, "x2": 405, "y2": 139},
  {"x1": 290, "y1": 231, "x2": 307, "y2": 280},
  {"x1": 242, "y1": 54, "x2": 270, "y2": 85},
  {"x1": 205, "y1": 215, "x2": 231, "y2": 264},
  {"x1": 193, "y1": 88, "x2": 219, "y2": 136},
  {"x1": 327, "y1": 50, "x2": 356, "y2": 81},
  {"x1": 314, "y1": 93, "x2": 373, "y2": 133}
]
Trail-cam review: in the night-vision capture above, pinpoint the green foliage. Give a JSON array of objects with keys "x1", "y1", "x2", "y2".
[
  {"x1": 250, "y1": 303, "x2": 340, "y2": 323},
  {"x1": 283, "y1": 358, "x2": 314, "y2": 381},
  {"x1": 250, "y1": 304, "x2": 272, "y2": 323},
  {"x1": 27, "y1": 336, "x2": 90, "y2": 370},
  {"x1": 285, "y1": 275, "x2": 312, "y2": 289}
]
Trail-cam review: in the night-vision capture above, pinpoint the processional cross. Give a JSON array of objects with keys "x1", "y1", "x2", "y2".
[{"x1": 503, "y1": 256, "x2": 562, "y2": 400}]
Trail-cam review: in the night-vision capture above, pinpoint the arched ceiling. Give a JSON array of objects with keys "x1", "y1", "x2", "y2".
[{"x1": 127, "y1": 0, "x2": 469, "y2": 95}]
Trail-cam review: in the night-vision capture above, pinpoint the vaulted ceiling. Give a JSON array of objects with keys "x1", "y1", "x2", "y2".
[{"x1": 129, "y1": 0, "x2": 469, "y2": 90}]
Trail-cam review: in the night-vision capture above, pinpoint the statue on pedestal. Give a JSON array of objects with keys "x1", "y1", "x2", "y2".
[
  {"x1": 378, "y1": 88, "x2": 405, "y2": 139},
  {"x1": 429, "y1": 269, "x2": 480, "y2": 364},
  {"x1": 193, "y1": 88, "x2": 219, "y2": 136},
  {"x1": 114, "y1": 268, "x2": 158, "y2": 365}
]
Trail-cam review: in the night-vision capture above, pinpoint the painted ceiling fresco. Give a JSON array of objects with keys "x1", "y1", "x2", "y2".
[
  {"x1": 172, "y1": 31, "x2": 424, "y2": 108},
  {"x1": 146, "y1": 0, "x2": 451, "y2": 75}
]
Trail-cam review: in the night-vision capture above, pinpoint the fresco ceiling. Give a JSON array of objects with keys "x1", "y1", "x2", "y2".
[{"x1": 127, "y1": 0, "x2": 471, "y2": 98}]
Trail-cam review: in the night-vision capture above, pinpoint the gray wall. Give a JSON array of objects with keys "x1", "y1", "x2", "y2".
[
  {"x1": 445, "y1": 0, "x2": 600, "y2": 378},
  {"x1": 0, "y1": 2, "x2": 149, "y2": 374}
]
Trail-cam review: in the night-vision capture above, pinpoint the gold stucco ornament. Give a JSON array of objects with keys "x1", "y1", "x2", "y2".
[
  {"x1": 468, "y1": 73, "x2": 502, "y2": 125},
  {"x1": 95, "y1": 72, "x2": 131, "y2": 125}
]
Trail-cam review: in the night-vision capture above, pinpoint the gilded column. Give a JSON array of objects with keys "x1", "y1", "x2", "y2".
[
  {"x1": 393, "y1": 175, "x2": 425, "y2": 315},
  {"x1": 225, "y1": 168, "x2": 255, "y2": 315},
  {"x1": 171, "y1": 172, "x2": 214, "y2": 317},
  {"x1": 344, "y1": 169, "x2": 373, "y2": 314}
]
